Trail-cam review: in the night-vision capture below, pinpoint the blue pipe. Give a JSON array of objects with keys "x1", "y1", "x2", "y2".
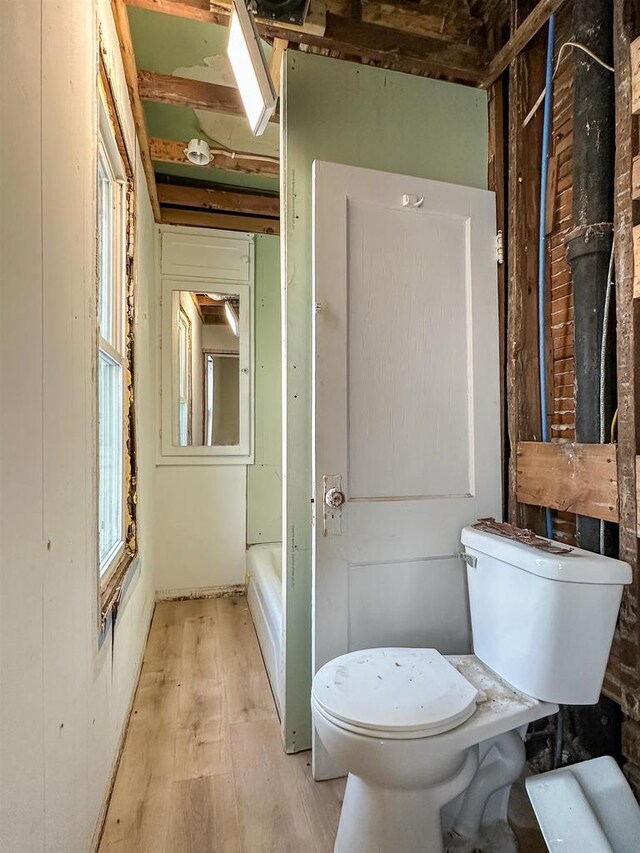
[{"x1": 538, "y1": 15, "x2": 555, "y2": 540}]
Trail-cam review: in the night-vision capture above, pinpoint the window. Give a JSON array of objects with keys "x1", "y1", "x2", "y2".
[
  {"x1": 95, "y1": 65, "x2": 137, "y2": 622},
  {"x1": 177, "y1": 307, "x2": 192, "y2": 446},
  {"x1": 98, "y1": 101, "x2": 127, "y2": 579}
]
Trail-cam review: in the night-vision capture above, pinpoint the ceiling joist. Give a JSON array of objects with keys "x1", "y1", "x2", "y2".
[
  {"x1": 138, "y1": 70, "x2": 279, "y2": 122},
  {"x1": 157, "y1": 183, "x2": 279, "y2": 217},
  {"x1": 160, "y1": 206, "x2": 280, "y2": 235},
  {"x1": 125, "y1": 0, "x2": 488, "y2": 84},
  {"x1": 150, "y1": 137, "x2": 279, "y2": 177}
]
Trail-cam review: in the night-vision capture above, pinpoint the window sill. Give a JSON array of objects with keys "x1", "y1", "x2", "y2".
[{"x1": 100, "y1": 550, "x2": 136, "y2": 632}]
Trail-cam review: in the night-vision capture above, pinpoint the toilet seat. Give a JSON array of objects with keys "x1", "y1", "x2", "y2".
[{"x1": 312, "y1": 648, "x2": 480, "y2": 740}]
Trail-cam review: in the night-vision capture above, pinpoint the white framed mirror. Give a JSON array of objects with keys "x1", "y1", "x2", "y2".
[{"x1": 159, "y1": 277, "x2": 253, "y2": 464}]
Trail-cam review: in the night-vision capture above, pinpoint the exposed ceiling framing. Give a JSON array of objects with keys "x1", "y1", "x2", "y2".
[{"x1": 113, "y1": 0, "x2": 563, "y2": 232}]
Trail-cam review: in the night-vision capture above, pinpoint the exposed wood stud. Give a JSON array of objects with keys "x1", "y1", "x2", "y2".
[
  {"x1": 482, "y1": 0, "x2": 566, "y2": 88},
  {"x1": 634, "y1": 225, "x2": 640, "y2": 299},
  {"x1": 138, "y1": 70, "x2": 279, "y2": 122},
  {"x1": 506, "y1": 0, "x2": 547, "y2": 533},
  {"x1": 613, "y1": 0, "x2": 640, "y2": 699},
  {"x1": 488, "y1": 77, "x2": 508, "y2": 518},
  {"x1": 269, "y1": 38, "x2": 288, "y2": 97},
  {"x1": 160, "y1": 206, "x2": 280, "y2": 235},
  {"x1": 150, "y1": 137, "x2": 279, "y2": 177},
  {"x1": 631, "y1": 35, "x2": 640, "y2": 114},
  {"x1": 157, "y1": 183, "x2": 279, "y2": 217},
  {"x1": 632, "y1": 154, "x2": 640, "y2": 200},
  {"x1": 110, "y1": 0, "x2": 161, "y2": 220}
]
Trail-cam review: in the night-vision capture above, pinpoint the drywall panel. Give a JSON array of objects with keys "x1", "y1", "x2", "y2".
[
  {"x1": 153, "y1": 465, "x2": 247, "y2": 592},
  {"x1": 0, "y1": 2, "x2": 156, "y2": 850},
  {"x1": 282, "y1": 51, "x2": 488, "y2": 751},
  {"x1": 247, "y1": 235, "x2": 282, "y2": 544}
]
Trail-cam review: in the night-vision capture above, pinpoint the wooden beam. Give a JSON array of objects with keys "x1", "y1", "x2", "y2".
[
  {"x1": 488, "y1": 77, "x2": 508, "y2": 518},
  {"x1": 516, "y1": 442, "x2": 619, "y2": 522},
  {"x1": 138, "y1": 70, "x2": 279, "y2": 122},
  {"x1": 125, "y1": 0, "x2": 487, "y2": 84},
  {"x1": 613, "y1": 0, "x2": 640, "y2": 698},
  {"x1": 482, "y1": 0, "x2": 566, "y2": 88},
  {"x1": 276, "y1": 14, "x2": 487, "y2": 83},
  {"x1": 124, "y1": 0, "x2": 325, "y2": 34},
  {"x1": 160, "y1": 206, "x2": 279, "y2": 235},
  {"x1": 269, "y1": 38, "x2": 288, "y2": 96},
  {"x1": 149, "y1": 137, "x2": 279, "y2": 178},
  {"x1": 157, "y1": 183, "x2": 279, "y2": 217},
  {"x1": 110, "y1": 0, "x2": 161, "y2": 220},
  {"x1": 506, "y1": 0, "x2": 547, "y2": 533}
]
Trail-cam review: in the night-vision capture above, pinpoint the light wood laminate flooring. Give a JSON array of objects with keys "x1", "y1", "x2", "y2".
[{"x1": 99, "y1": 596, "x2": 545, "y2": 853}]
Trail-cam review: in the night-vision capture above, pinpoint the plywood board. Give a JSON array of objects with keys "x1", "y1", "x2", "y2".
[{"x1": 516, "y1": 441, "x2": 618, "y2": 522}]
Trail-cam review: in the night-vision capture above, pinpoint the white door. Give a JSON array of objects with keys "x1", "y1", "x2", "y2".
[{"x1": 312, "y1": 162, "x2": 501, "y2": 777}]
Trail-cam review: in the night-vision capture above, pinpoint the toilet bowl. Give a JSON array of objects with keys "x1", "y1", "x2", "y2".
[
  {"x1": 312, "y1": 649, "x2": 558, "y2": 853},
  {"x1": 312, "y1": 527, "x2": 632, "y2": 853}
]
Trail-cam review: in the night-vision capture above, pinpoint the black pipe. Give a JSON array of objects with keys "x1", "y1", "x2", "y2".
[{"x1": 565, "y1": 0, "x2": 615, "y2": 554}]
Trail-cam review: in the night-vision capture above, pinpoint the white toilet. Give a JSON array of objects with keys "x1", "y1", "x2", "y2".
[{"x1": 311, "y1": 526, "x2": 632, "y2": 853}]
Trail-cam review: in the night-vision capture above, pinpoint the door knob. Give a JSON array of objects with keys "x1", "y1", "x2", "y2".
[{"x1": 325, "y1": 488, "x2": 345, "y2": 509}]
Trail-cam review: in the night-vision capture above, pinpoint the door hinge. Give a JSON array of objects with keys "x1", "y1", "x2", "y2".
[{"x1": 495, "y1": 230, "x2": 504, "y2": 265}]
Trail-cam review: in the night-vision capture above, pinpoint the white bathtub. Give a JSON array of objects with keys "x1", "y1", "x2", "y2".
[{"x1": 246, "y1": 543, "x2": 283, "y2": 716}]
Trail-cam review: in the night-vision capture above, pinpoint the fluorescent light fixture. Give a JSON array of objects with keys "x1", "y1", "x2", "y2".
[
  {"x1": 227, "y1": 0, "x2": 276, "y2": 136},
  {"x1": 225, "y1": 300, "x2": 239, "y2": 336}
]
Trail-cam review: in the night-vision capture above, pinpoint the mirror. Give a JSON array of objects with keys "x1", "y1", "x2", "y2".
[
  {"x1": 173, "y1": 291, "x2": 241, "y2": 447},
  {"x1": 160, "y1": 275, "x2": 252, "y2": 463}
]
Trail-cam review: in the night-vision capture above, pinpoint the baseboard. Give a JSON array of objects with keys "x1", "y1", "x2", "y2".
[
  {"x1": 154, "y1": 583, "x2": 245, "y2": 601},
  {"x1": 90, "y1": 598, "x2": 155, "y2": 852}
]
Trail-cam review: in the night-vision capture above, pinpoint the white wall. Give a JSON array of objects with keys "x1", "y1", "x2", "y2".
[
  {"x1": 152, "y1": 293, "x2": 247, "y2": 594},
  {"x1": 0, "y1": 1, "x2": 157, "y2": 850}
]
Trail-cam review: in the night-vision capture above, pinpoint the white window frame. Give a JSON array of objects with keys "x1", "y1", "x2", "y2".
[
  {"x1": 177, "y1": 306, "x2": 193, "y2": 446},
  {"x1": 97, "y1": 94, "x2": 127, "y2": 581}
]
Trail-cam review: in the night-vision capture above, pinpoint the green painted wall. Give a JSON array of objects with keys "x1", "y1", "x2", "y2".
[
  {"x1": 247, "y1": 235, "x2": 282, "y2": 544},
  {"x1": 283, "y1": 51, "x2": 489, "y2": 752}
]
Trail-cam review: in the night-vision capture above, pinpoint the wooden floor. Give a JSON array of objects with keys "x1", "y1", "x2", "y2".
[{"x1": 99, "y1": 595, "x2": 545, "y2": 853}]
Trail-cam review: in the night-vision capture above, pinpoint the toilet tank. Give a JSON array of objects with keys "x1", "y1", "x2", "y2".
[{"x1": 460, "y1": 527, "x2": 632, "y2": 705}]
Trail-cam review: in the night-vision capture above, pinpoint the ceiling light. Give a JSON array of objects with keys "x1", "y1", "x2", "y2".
[
  {"x1": 225, "y1": 301, "x2": 239, "y2": 336},
  {"x1": 184, "y1": 138, "x2": 213, "y2": 166},
  {"x1": 227, "y1": 0, "x2": 276, "y2": 136}
]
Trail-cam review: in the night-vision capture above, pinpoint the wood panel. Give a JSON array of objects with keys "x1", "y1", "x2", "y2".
[
  {"x1": 138, "y1": 70, "x2": 279, "y2": 122},
  {"x1": 158, "y1": 183, "x2": 279, "y2": 217},
  {"x1": 516, "y1": 441, "x2": 619, "y2": 522},
  {"x1": 150, "y1": 136, "x2": 279, "y2": 178}
]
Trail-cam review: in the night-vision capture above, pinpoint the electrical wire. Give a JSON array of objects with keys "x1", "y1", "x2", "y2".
[
  {"x1": 599, "y1": 240, "x2": 615, "y2": 556},
  {"x1": 524, "y1": 41, "x2": 615, "y2": 128},
  {"x1": 611, "y1": 408, "x2": 619, "y2": 444}
]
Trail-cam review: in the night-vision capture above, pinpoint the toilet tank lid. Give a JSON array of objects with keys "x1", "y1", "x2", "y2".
[{"x1": 461, "y1": 526, "x2": 632, "y2": 585}]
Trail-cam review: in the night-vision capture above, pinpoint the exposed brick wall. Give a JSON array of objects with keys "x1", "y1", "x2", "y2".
[{"x1": 548, "y1": 8, "x2": 577, "y2": 544}]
